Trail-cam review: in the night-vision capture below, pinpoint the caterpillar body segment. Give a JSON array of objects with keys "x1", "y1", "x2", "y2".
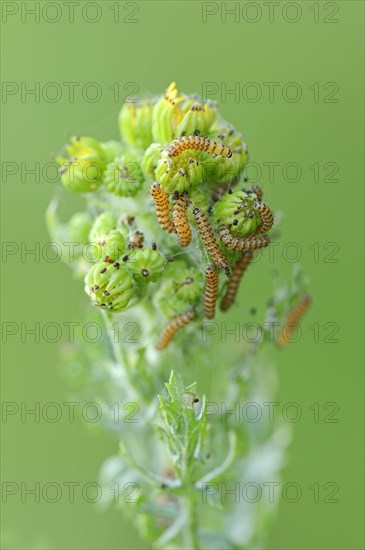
[
  {"x1": 220, "y1": 252, "x2": 253, "y2": 311},
  {"x1": 156, "y1": 309, "x2": 195, "y2": 350},
  {"x1": 218, "y1": 226, "x2": 270, "y2": 252},
  {"x1": 172, "y1": 193, "x2": 192, "y2": 247},
  {"x1": 150, "y1": 182, "x2": 176, "y2": 234},
  {"x1": 251, "y1": 184, "x2": 263, "y2": 201},
  {"x1": 204, "y1": 265, "x2": 219, "y2": 319},
  {"x1": 254, "y1": 202, "x2": 274, "y2": 233},
  {"x1": 167, "y1": 135, "x2": 232, "y2": 159},
  {"x1": 192, "y1": 208, "x2": 229, "y2": 272},
  {"x1": 277, "y1": 294, "x2": 311, "y2": 349}
]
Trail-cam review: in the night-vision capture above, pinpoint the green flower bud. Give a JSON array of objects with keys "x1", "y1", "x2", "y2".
[
  {"x1": 66, "y1": 136, "x2": 106, "y2": 160},
  {"x1": 92, "y1": 229, "x2": 127, "y2": 262},
  {"x1": 152, "y1": 82, "x2": 187, "y2": 143},
  {"x1": 127, "y1": 248, "x2": 166, "y2": 282},
  {"x1": 155, "y1": 153, "x2": 204, "y2": 194},
  {"x1": 58, "y1": 136, "x2": 107, "y2": 193},
  {"x1": 156, "y1": 264, "x2": 203, "y2": 318},
  {"x1": 154, "y1": 126, "x2": 248, "y2": 193},
  {"x1": 119, "y1": 100, "x2": 155, "y2": 150},
  {"x1": 59, "y1": 159, "x2": 103, "y2": 193},
  {"x1": 84, "y1": 261, "x2": 135, "y2": 312},
  {"x1": 213, "y1": 190, "x2": 262, "y2": 237},
  {"x1": 141, "y1": 143, "x2": 164, "y2": 180},
  {"x1": 89, "y1": 212, "x2": 117, "y2": 243},
  {"x1": 100, "y1": 140, "x2": 124, "y2": 163},
  {"x1": 196, "y1": 129, "x2": 248, "y2": 186},
  {"x1": 68, "y1": 212, "x2": 93, "y2": 244},
  {"x1": 104, "y1": 153, "x2": 144, "y2": 197},
  {"x1": 188, "y1": 188, "x2": 209, "y2": 212},
  {"x1": 207, "y1": 127, "x2": 248, "y2": 183},
  {"x1": 176, "y1": 101, "x2": 217, "y2": 136}
]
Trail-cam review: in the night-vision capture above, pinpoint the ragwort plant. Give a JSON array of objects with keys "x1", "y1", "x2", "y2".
[{"x1": 48, "y1": 82, "x2": 310, "y2": 549}]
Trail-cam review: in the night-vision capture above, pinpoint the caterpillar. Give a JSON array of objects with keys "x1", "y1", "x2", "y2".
[
  {"x1": 127, "y1": 230, "x2": 144, "y2": 249},
  {"x1": 192, "y1": 208, "x2": 229, "y2": 272},
  {"x1": 150, "y1": 182, "x2": 176, "y2": 234},
  {"x1": 204, "y1": 265, "x2": 219, "y2": 319},
  {"x1": 172, "y1": 193, "x2": 192, "y2": 247},
  {"x1": 156, "y1": 309, "x2": 195, "y2": 350},
  {"x1": 251, "y1": 184, "x2": 263, "y2": 201},
  {"x1": 218, "y1": 226, "x2": 270, "y2": 252},
  {"x1": 255, "y1": 202, "x2": 274, "y2": 233},
  {"x1": 277, "y1": 294, "x2": 311, "y2": 349},
  {"x1": 220, "y1": 252, "x2": 253, "y2": 311},
  {"x1": 167, "y1": 135, "x2": 232, "y2": 159}
]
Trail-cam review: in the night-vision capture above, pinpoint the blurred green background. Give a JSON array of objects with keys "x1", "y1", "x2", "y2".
[{"x1": 1, "y1": 1, "x2": 364, "y2": 548}]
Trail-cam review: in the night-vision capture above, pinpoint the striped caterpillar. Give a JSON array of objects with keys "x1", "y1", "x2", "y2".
[
  {"x1": 220, "y1": 252, "x2": 253, "y2": 311},
  {"x1": 150, "y1": 182, "x2": 176, "y2": 234},
  {"x1": 204, "y1": 265, "x2": 219, "y2": 319},
  {"x1": 156, "y1": 309, "x2": 195, "y2": 350},
  {"x1": 251, "y1": 184, "x2": 263, "y2": 201},
  {"x1": 218, "y1": 226, "x2": 270, "y2": 252},
  {"x1": 192, "y1": 208, "x2": 230, "y2": 272},
  {"x1": 277, "y1": 294, "x2": 311, "y2": 349},
  {"x1": 172, "y1": 192, "x2": 192, "y2": 247},
  {"x1": 254, "y1": 202, "x2": 274, "y2": 233},
  {"x1": 167, "y1": 135, "x2": 232, "y2": 159}
]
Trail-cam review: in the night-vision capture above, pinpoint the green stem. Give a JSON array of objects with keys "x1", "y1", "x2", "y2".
[
  {"x1": 180, "y1": 422, "x2": 200, "y2": 549},
  {"x1": 101, "y1": 310, "x2": 136, "y2": 399},
  {"x1": 184, "y1": 491, "x2": 200, "y2": 550}
]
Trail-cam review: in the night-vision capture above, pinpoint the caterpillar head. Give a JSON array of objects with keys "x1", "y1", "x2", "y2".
[
  {"x1": 84, "y1": 261, "x2": 135, "y2": 312},
  {"x1": 213, "y1": 189, "x2": 263, "y2": 237}
]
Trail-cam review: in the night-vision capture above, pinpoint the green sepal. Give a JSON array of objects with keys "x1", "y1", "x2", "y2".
[
  {"x1": 104, "y1": 153, "x2": 144, "y2": 197},
  {"x1": 84, "y1": 261, "x2": 135, "y2": 312},
  {"x1": 213, "y1": 189, "x2": 262, "y2": 237},
  {"x1": 155, "y1": 263, "x2": 203, "y2": 318},
  {"x1": 89, "y1": 212, "x2": 117, "y2": 242},
  {"x1": 119, "y1": 101, "x2": 155, "y2": 150},
  {"x1": 127, "y1": 248, "x2": 167, "y2": 282}
]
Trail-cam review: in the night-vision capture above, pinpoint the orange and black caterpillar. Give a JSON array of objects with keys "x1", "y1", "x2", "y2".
[
  {"x1": 193, "y1": 208, "x2": 230, "y2": 272},
  {"x1": 204, "y1": 265, "x2": 219, "y2": 319},
  {"x1": 218, "y1": 226, "x2": 270, "y2": 252},
  {"x1": 220, "y1": 251, "x2": 253, "y2": 311},
  {"x1": 172, "y1": 192, "x2": 192, "y2": 247},
  {"x1": 167, "y1": 135, "x2": 232, "y2": 159},
  {"x1": 277, "y1": 294, "x2": 311, "y2": 349},
  {"x1": 150, "y1": 182, "x2": 176, "y2": 234},
  {"x1": 251, "y1": 184, "x2": 263, "y2": 201},
  {"x1": 156, "y1": 309, "x2": 195, "y2": 350},
  {"x1": 255, "y1": 202, "x2": 274, "y2": 233}
]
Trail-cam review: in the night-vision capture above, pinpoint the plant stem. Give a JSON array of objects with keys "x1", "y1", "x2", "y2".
[
  {"x1": 184, "y1": 491, "x2": 200, "y2": 550},
  {"x1": 101, "y1": 310, "x2": 136, "y2": 398}
]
